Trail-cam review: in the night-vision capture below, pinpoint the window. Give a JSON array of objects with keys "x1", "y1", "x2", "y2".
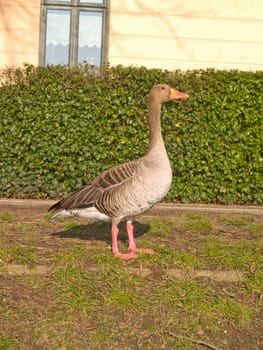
[{"x1": 40, "y1": 1, "x2": 108, "y2": 66}]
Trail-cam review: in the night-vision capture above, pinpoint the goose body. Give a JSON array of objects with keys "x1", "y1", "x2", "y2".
[
  {"x1": 49, "y1": 84, "x2": 188, "y2": 259},
  {"x1": 54, "y1": 156, "x2": 172, "y2": 221}
]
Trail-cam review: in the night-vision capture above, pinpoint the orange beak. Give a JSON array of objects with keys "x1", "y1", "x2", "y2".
[{"x1": 170, "y1": 89, "x2": 189, "y2": 100}]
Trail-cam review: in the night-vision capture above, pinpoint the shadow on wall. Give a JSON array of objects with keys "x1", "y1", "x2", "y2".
[{"x1": 110, "y1": 0, "x2": 194, "y2": 63}]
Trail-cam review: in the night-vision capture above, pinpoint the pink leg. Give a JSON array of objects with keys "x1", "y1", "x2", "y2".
[
  {"x1": 111, "y1": 224, "x2": 137, "y2": 260},
  {"x1": 127, "y1": 221, "x2": 154, "y2": 254}
]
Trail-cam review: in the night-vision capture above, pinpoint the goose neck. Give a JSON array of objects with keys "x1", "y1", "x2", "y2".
[{"x1": 147, "y1": 100, "x2": 163, "y2": 152}]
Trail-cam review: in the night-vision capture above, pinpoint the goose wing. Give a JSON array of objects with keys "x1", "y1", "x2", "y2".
[{"x1": 49, "y1": 160, "x2": 140, "y2": 211}]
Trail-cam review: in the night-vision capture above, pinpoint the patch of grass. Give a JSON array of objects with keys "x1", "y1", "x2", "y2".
[
  {"x1": 0, "y1": 335, "x2": 19, "y2": 350},
  {"x1": 148, "y1": 217, "x2": 176, "y2": 237},
  {"x1": 168, "y1": 337, "x2": 193, "y2": 350},
  {"x1": 32, "y1": 311, "x2": 75, "y2": 350},
  {"x1": 0, "y1": 245, "x2": 37, "y2": 266},
  {"x1": 217, "y1": 297, "x2": 254, "y2": 324},
  {"x1": 89, "y1": 330, "x2": 107, "y2": 348},
  {"x1": 0, "y1": 224, "x2": 9, "y2": 238},
  {"x1": 147, "y1": 214, "x2": 215, "y2": 236},
  {"x1": 100, "y1": 266, "x2": 144, "y2": 310},
  {"x1": 178, "y1": 213, "x2": 215, "y2": 235},
  {"x1": 58, "y1": 217, "x2": 80, "y2": 231},
  {"x1": 244, "y1": 223, "x2": 263, "y2": 236},
  {"x1": 54, "y1": 246, "x2": 88, "y2": 264},
  {"x1": 155, "y1": 278, "x2": 253, "y2": 331},
  {"x1": 88, "y1": 247, "x2": 122, "y2": 265},
  {"x1": 53, "y1": 265, "x2": 100, "y2": 314},
  {"x1": 0, "y1": 210, "x2": 15, "y2": 222},
  {"x1": 201, "y1": 237, "x2": 263, "y2": 269},
  {"x1": 220, "y1": 214, "x2": 263, "y2": 236},
  {"x1": 222, "y1": 214, "x2": 254, "y2": 227},
  {"x1": 17, "y1": 223, "x2": 35, "y2": 235},
  {"x1": 140, "y1": 243, "x2": 200, "y2": 268},
  {"x1": 244, "y1": 271, "x2": 263, "y2": 307}
]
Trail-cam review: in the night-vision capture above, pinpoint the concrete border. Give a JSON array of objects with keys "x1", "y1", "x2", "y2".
[
  {"x1": 1, "y1": 264, "x2": 244, "y2": 282},
  {"x1": 0, "y1": 198, "x2": 262, "y2": 215}
]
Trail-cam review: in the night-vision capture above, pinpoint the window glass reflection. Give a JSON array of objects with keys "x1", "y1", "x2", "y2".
[
  {"x1": 45, "y1": 9, "x2": 71, "y2": 65},
  {"x1": 78, "y1": 11, "x2": 103, "y2": 66},
  {"x1": 79, "y1": 1, "x2": 104, "y2": 4}
]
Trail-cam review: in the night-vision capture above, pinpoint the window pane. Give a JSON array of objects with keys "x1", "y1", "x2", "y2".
[
  {"x1": 45, "y1": 9, "x2": 71, "y2": 65},
  {"x1": 78, "y1": 11, "x2": 103, "y2": 66},
  {"x1": 47, "y1": 1, "x2": 72, "y2": 3},
  {"x1": 79, "y1": 1, "x2": 104, "y2": 4}
]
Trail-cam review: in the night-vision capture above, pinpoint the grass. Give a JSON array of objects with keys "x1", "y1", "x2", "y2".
[
  {"x1": 221, "y1": 214, "x2": 263, "y2": 236},
  {"x1": 222, "y1": 214, "x2": 254, "y2": 227},
  {"x1": 0, "y1": 210, "x2": 15, "y2": 222},
  {"x1": 0, "y1": 244, "x2": 37, "y2": 266},
  {"x1": 54, "y1": 246, "x2": 88, "y2": 264},
  {"x1": 139, "y1": 243, "x2": 201, "y2": 268},
  {"x1": 0, "y1": 208, "x2": 262, "y2": 349},
  {"x1": 53, "y1": 265, "x2": 100, "y2": 313},
  {"x1": 178, "y1": 213, "x2": 215, "y2": 235},
  {"x1": 155, "y1": 278, "x2": 253, "y2": 330},
  {"x1": 201, "y1": 237, "x2": 263, "y2": 269},
  {"x1": 0, "y1": 335, "x2": 19, "y2": 350}
]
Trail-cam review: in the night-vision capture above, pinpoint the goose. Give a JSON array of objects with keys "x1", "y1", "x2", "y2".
[{"x1": 49, "y1": 84, "x2": 189, "y2": 260}]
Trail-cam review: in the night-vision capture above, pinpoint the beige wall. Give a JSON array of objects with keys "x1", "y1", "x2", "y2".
[
  {"x1": 109, "y1": 0, "x2": 263, "y2": 70},
  {"x1": 0, "y1": 0, "x2": 263, "y2": 71},
  {"x1": 0, "y1": 0, "x2": 40, "y2": 67}
]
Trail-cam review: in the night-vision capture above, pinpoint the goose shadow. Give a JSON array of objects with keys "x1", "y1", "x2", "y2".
[{"x1": 51, "y1": 220, "x2": 150, "y2": 245}]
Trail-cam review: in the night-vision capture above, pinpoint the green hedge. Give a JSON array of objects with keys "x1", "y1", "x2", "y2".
[{"x1": 0, "y1": 64, "x2": 262, "y2": 204}]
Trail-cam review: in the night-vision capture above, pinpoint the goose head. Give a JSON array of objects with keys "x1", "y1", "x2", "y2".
[{"x1": 149, "y1": 84, "x2": 189, "y2": 103}]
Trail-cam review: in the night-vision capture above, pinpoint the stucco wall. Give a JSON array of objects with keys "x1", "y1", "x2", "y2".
[
  {"x1": 0, "y1": 0, "x2": 262, "y2": 70},
  {"x1": 109, "y1": 0, "x2": 263, "y2": 70},
  {"x1": 0, "y1": 0, "x2": 40, "y2": 67}
]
